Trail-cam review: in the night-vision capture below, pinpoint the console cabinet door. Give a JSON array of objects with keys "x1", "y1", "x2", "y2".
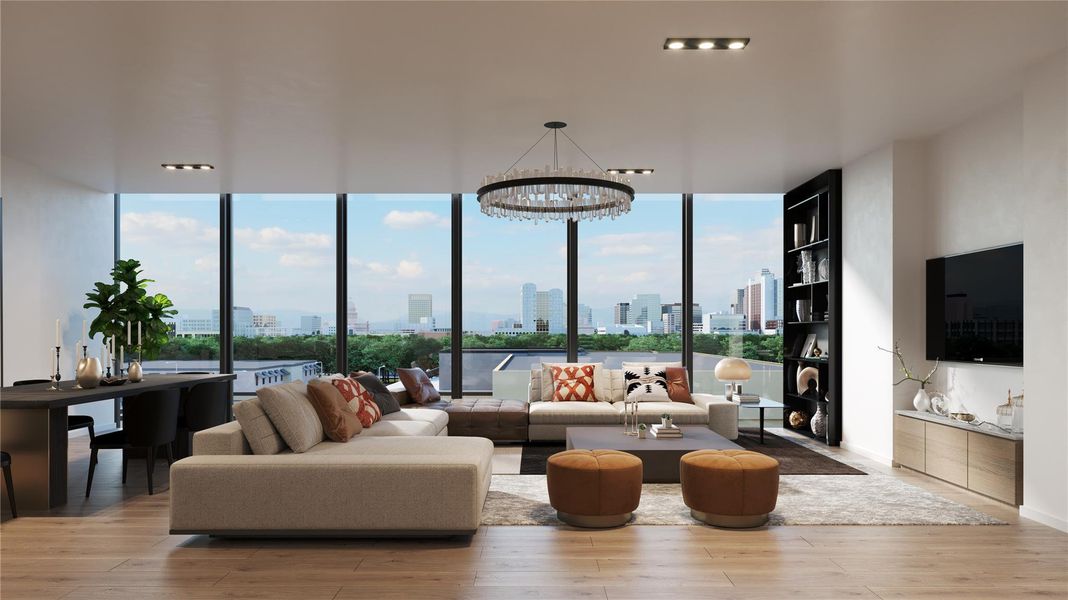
[
  {"x1": 925, "y1": 422, "x2": 968, "y2": 487},
  {"x1": 893, "y1": 415, "x2": 925, "y2": 471},
  {"x1": 968, "y1": 432, "x2": 1022, "y2": 505}
]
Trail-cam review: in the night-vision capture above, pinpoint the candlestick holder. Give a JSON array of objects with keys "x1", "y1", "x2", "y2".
[
  {"x1": 50, "y1": 345, "x2": 61, "y2": 390},
  {"x1": 72, "y1": 345, "x2": 89, "y2": 389},
  {"x1": 105, "y1": 360, "x2": 112, "y2": 380}
]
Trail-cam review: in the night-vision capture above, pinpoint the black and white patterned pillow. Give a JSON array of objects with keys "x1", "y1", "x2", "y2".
[{"x1": 622, "y1": 362, "x2": 679, "y2": 402}]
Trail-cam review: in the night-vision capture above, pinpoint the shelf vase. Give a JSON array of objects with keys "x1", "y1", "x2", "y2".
[
  {"x1": 913, "y1": 387, "x2": 931, "y2": 412},
  {"x1": 810, "y1": 401, "x2": 828, "y2": 437}
]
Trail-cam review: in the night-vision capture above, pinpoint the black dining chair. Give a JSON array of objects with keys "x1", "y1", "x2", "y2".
[
  {"x1": 175, "y1": 381, "x2": 229, "y2": 458},
  {"x1": 1, "y1": 451, "x2": 15, "y2": 519},
  {"x1": 14, "y1": 379, "x2": 96, "y2": 442},
  {"x1": 86, "y1": 389, "x2": 180, "y2": 497}
]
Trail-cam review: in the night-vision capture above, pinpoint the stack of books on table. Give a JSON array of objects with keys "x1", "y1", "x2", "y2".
[
  {"x1": 650, "y1": 424, "x2": 682, "y2": 439},
  {"x1": 736, "y1": 393, "x2": 760, "y2": 404}
]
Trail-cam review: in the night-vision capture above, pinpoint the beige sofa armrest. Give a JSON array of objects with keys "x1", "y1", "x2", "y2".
[
  {"x1": 692, "y1": 393, "x2": 739, "y2": 441},
  {"x1": 192, "y1": 420, "x2": 251, "y2": 456},
  {"x1": 386, "y1": 380, "x2": 411, "y2": 405}
]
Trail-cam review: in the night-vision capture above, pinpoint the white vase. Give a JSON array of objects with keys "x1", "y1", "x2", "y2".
[{"x1": 913, "y1": 387, "x2": 931, "y2": 412}]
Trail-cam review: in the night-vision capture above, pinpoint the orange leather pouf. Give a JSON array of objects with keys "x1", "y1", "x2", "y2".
[
  {"x1": 680, "y1": 449, "x2": 780, "y2": 528},
  {"x1": 546, "y1": 449, "x2": 643, "y2": 528}
]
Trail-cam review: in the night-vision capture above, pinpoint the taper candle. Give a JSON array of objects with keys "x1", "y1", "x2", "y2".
[
  {"x1": 81, "y1": 320, "x2": 87, "y2": 347},
  {"x1": 51, "y1": 347, "x2": 56, "y2": 376},
  {"x1": 55, "y1": 319, "x2": 61, "y2": 346},
  {"x1": 137, "y1": 321, "x2": 142, "y2": 347},
  {"x1": 119, "y1": 346, "x2": 124, "y2": 367},
  {"x1": 127, "y1": 321, "x2": 132, "y2": 346}
]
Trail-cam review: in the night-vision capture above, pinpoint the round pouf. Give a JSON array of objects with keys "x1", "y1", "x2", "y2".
[
  {"x1": 680, "y1": 450, "x2": 779, "y2": 528},
  {"x1": 546, "y1": 449, "x2": 643, "y2": 528}
]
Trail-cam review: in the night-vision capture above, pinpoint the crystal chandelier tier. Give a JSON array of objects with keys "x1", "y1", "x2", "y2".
[{"x1": 478, "y1": 122, "x2": 635, "y2": 223}]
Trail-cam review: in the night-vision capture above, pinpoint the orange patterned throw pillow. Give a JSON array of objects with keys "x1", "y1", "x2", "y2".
[
  {"x1": 330, "y1": 377, "x2": 382, "y2": 428},
  {"x1": 550, "y1": 365, "x2": 597, "y2": 402}
]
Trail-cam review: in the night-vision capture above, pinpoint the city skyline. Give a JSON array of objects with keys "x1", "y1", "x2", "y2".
[{"x1": 121, "y1": 193, "x2": 782, "y2": 334}]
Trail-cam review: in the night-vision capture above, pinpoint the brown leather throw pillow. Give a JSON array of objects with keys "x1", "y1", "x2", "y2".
[
  {"x1": 397, "y1": 367, "x2": 440, "y2": 404},
  {"x1": 665, "y1": 366, "x2": 694, "y2": 403},
  {"x1": 306, "y1": 379, "x2": 363, "y2": 442}
]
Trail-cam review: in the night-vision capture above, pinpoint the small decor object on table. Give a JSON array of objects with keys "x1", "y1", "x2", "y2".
[
  {"x1": 1011, "y1": 391, "x2": 1024, "y2": 434},
  {"x1": 660, "y1": 414, "x2": 673, "y2": 429},
  {"x1": 735, "y1": 393, "x2": 760, "y2": 404},
  {"x1": 810, "y1": 401, "x2": 829, "y2": 437},
  {"x1": 622, "y1": 398, "x2": 639, "y2": 436},
  {"x1": 878, "y1": 341, "x2": 939, "y2": 413},
  {"x1": 637, "y1": 423, "x2": 647, "y2": 439},
  {"x1": 929, "y1": 392, "x2": 949, "y2": 416},
  {"x1": 76, "y1": 357, "x2": 103, "y2": 389},
  {"x1": 127, "y1": 360, "x2": 143, "y2": 383},
  {"x1": 650, "y1": 422, "x2": 682, "y2": 439},
  {"x1": 714, "y1": 357, "x2": 752, "y2": 402},
  {"x1": 788, "y1": 410, "x2": 809, "y2": 429}
]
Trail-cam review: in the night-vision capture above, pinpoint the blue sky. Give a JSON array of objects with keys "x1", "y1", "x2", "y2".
[{"x1": 121, "y1": 193, "x2": 781, "y2": 331}]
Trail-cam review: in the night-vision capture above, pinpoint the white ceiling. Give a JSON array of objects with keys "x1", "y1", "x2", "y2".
[{"x1": 1, "y1": 1, "x2": 1065, "y2": 194}]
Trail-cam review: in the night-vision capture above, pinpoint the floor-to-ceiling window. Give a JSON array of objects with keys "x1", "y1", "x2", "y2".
[
  {"x1": 577, "y1": 194, "x2": 684, "y2": 367},
  {"x1": 461, "y1": 193, "x2": 567, "y2": 396},
  {"x1": 231, "y1": 194, "x2": 335, "y2": 395},
  {"x1": 119, "y1": 194, "x2": 220, "y2": 373},
  {"x1": 692, "y1": 194, "x2": 784, "y2": 402},
  {"x1": 345, "y1": 194, "x2": 451, "y2": 388}
]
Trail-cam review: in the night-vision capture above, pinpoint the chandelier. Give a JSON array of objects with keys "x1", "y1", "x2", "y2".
[{"x1": 478, "y1": 121, "x2": 635, "y2": 222}]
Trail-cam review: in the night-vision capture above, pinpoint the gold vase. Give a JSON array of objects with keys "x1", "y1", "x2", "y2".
[
  {"x1": 76, "y1": 357, "x2": 102, "y2": 389},
  {"x1": 128, "y1": 360, "x2": 143, "y2": 383}
]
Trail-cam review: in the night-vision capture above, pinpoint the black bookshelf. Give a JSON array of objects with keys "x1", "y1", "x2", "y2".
[{"x1": 782, "y1": 170, "x2": 842, "y2": 445}]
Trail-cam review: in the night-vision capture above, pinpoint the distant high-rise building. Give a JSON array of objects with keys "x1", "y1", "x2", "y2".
[
  {"x1": 252, "y1": 314, "x2": 278, "y2": 328},
  {"x1": 613, "y1": 302, "x2": 631, "y2": 325},
  {"x1": 630, "y1": 294, "x2": 662, "y2": 332},
  {"x1": 408, "y1": 293, "x2": 433, "y2": 325},
  {"x1": 744, "y1": 268, "x2": 781, "y2": 332},
  {"x1": 731, "y1": 289, "x2": 746, "y2": 315},
  {"x1": 577, "y1": 304, "x2": 593, "y2": 327},
  {"x1": 300, "y1": 315, "x2": 323, "y2": 335},
  {"x1": 216, "y1": 306, "x2": 254, "y2": 337},
  {"x1": 660, "y1": 303, "x2": 704, "y2": 334},
  {"x1": 520, "y1": 283, "x2": 537, "y2": 330},
  {"x1": 702, "y1": 312, "x2": 747, "y2": 333},
  {"x1": 534, "y1": 288, "x2": 565, "y2": 333}
]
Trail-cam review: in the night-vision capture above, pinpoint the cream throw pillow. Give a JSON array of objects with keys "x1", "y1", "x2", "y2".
[
  {"x1": 233, "y1": 397, "x2": 286, "y2": 455},
  {"x1": 621, "y1": 361, "x2": 683, "y2": 402},
  {"x1": 257, "y1": 381, "x2": 325, "y2": 453}
]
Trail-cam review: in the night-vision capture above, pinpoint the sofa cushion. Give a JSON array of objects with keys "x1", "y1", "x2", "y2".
[
  {"x1": 381, "y1": 406, "x2": 449, "y2": 433},
  {"x1": 307, "y1": 380, "x2": 364, "y2": 442},
  {"x1": 232, "y1": 398, "x2": 286, "y2": 455},
  {"x1": 257, "y1": 381, "x2": 325, "y2": 453},
  {"x1": 330, "y1": 377, "x2": 383, "y2": 428},
  {"x1": 397, "y1": 368, "x2": 440, "y2": 404},
  {"x1": 633, "y1": 401, "x2": 708, "y2": 425},
  {"x1": 528, "y1": 400, "x2": 620, "y2": 425},
  {"x1": 351, "y1": 372, "x2": 402, "y2": 415},
  {"x1": 355, "y1": 419, "x2": 440, "y2": 437},
  {"x1": 622, "y1": 362, "x2": 682, "y2": 402},
  {"x1": 549, "y1": 364, "x2": 597, "y2": 401},
  {"x1": 665, "y1": 366, "x2": 694, "y2": 403}
]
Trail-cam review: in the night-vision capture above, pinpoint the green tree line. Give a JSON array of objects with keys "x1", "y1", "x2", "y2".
[{"x1": 156, "y1": 332, "x2": 782, "y2": 374}]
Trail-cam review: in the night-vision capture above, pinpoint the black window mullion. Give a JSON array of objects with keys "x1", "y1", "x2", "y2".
[
  {"x1": 567, "y1": 219, "x2": 578, "y2": 362},
  {"x1": 335, "y1": 194, "x2": 348, "y2": 375},
  {"x1": 682, "y1": 193, "x2": 694, "y2": 386},
  {"x1": 219, "y1": 193, "x2": 234, "y2": 418},
  {"x1": 451, "y1": 193, "x2": 463, "y2": 399}
]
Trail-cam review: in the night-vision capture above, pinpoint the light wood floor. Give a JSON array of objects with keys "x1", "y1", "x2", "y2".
[{"x1": 1, "y1": 431, "x2": 1066, "y2": 600}]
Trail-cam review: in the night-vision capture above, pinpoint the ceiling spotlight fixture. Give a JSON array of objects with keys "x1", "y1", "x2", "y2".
[
  {"x1": 608, "y1": 168, "x2": 655, "y2": 176},
  {"x1": 478, "y1": 121, "x2": 635, "y2": 223},
  {"x1": 162, "y1": 163, "x2": 215, "y2": 171},
  {"x1": 663, "y1": 37, "x2": 750, "y2": 51}
]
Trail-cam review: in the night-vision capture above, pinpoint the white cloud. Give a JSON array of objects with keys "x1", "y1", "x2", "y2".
[
  {"x1": 586, "y1": 232, "x2": 676, "y2": 257},
  {"x1": 121, "y1": 212, "x2": 217, "y2": 246},
  {"x1": 279, "y1": 252, "x2": 332, "y2": 268},
  {"x1": 382, "y1": 210, "x2": 448, "y2": 229},
  {"x1": 349, "y1": 257, "x2": 424, "y2": 279},
  {"x1": 193, "y1": 255, "x2": 219, "y2": 272},
  {"x1": 234, "y1": 227, "x2": 331, "y2": 251},
  {"x1": 396, "y1": 260, "x2": 424, "y2": 278}
]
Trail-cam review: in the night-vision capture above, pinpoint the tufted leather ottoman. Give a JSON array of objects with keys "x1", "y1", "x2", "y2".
[
  {"x1": 546, "y1": 449, "x2": 643, "y2": 528},
  {"x1": 426, "y1": 398, "x2": 528, "y2": 441},
  {"x1": 680, "y1": 449, "x2": 779, "y2": 528}
]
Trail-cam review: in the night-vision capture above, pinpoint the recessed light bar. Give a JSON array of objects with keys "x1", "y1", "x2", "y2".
[
  {"x1": 663, "y1": 38, "x2": 749, "y2": 51},
  {"x1": 162, "y1": 163, "x2": 215, "y2": 171},
  {"x1": 607, "y1": 168, "x2": 654, "y2": 175}
]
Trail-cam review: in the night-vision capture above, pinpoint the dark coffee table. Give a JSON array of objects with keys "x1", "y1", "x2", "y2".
[{"x1": 564, "y1": 426, "x2": 742, "y2": 483}]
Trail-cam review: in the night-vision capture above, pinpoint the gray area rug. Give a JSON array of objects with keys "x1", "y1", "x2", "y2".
[{"x1": 484, "y1": 435, "x2": 1004, "y2": 526}]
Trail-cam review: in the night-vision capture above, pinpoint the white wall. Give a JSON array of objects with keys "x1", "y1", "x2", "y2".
[
  {"x1": 842, "y1": 50, "x2": 1068, "y2": 531},
  {"x1": 1, "y1": 155, "x2": 117, "y2": 429},
  {"x1": 841, "y1": 144, "x2": 896, "y2": 462}
]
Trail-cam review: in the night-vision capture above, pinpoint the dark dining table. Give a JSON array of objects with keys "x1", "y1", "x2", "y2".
[{"x1": 1, "y1": 373, "x2": 235, "y2": 511}]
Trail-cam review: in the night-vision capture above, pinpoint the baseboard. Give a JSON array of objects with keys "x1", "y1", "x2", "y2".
[
  {"x1": 839, "y1": 440, "x2": 893, "y2": 466},
  {"x1": 1019, "y1": 505, "x2": 1068, "y2": 533}
]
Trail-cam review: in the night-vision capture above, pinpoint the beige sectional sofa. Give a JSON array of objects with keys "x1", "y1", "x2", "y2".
[
  {"x1": 170, "y1": 390, "x2": 494, "y2": 537},
  {"x1": 527, "y1": 367, "x2": 739, "y2": 441}
]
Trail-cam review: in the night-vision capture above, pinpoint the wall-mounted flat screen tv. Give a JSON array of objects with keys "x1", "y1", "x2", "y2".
[{"x1": 926, "y1": 244, "x2": 1023, "y2": 366}]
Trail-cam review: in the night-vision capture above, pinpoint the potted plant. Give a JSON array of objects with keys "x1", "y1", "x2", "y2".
[
  {"x1": 660, "y1": 413, "x2": 672, "y2": 428},
  {"x1": 84, "y1": 259, "x2": 177, "y2": 362},
  {"x1": 637, "y1": 423, "x2": 647, "y2": 439},
  {"x1": 878, "y1": 341, "x2": 940, "y2": 412}
]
